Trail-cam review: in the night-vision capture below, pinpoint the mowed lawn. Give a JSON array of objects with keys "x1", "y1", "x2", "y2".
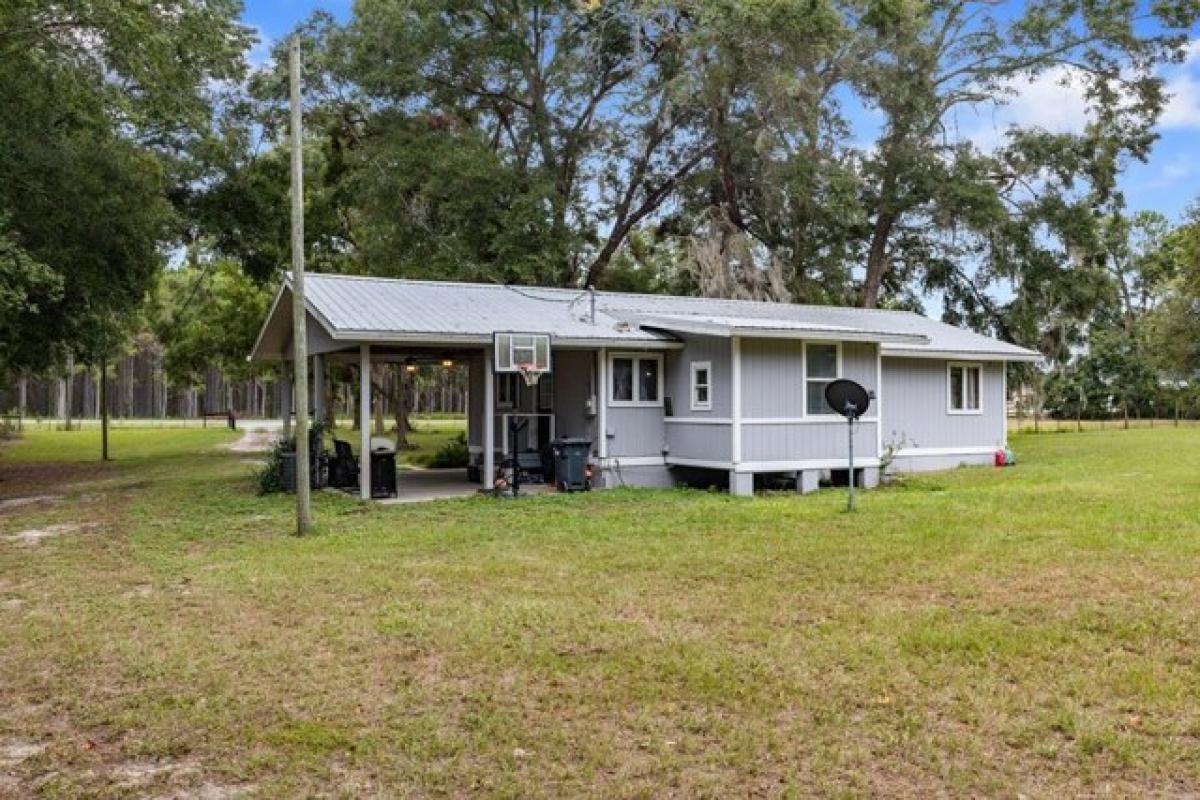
[{"x1": 1, "y1": 427, "x2": 1199, "y2": 798}]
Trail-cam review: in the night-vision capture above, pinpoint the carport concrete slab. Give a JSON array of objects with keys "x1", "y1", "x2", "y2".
[{"x1": 376, "y1": 468, "x2": 552, "y2": 504}]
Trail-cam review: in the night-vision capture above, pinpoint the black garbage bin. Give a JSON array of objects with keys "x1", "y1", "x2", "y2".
[
  {"x1": 551, "y1": 438, "x2": 592, "y2": 492},
  {"x1": 370, "y1": 450, "x2": 397, "y2": 498}
]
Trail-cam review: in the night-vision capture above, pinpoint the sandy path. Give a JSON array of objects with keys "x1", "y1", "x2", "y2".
[{"x1": 224, "y1": 425, "x2": 279, "y2": 454}]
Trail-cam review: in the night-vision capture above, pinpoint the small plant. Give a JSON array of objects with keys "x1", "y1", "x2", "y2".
[
  {"x1": 878, "y1": 432, "x2": 911, "y2": 476},
  {"x1": 254, "y1": 421, "x2": 327, "y2": 495},
  {"x1": 255, "y1": 436, "x2": 291, "y2": 495},
  {"x1": 427, "y1": 432, "x2": 469, "y2": 468}
]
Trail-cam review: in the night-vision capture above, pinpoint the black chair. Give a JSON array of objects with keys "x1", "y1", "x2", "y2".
[{"x1": 328, "y1": 439, "x2": 360, "y2": 490}]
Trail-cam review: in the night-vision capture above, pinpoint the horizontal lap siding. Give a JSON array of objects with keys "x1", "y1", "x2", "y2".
[
  {"x1": 880, "y1": 357, "x2": 1005, "y2": 450},
  {"x1": 666, "y1": 421, "x2": 732, "y2": 462}
]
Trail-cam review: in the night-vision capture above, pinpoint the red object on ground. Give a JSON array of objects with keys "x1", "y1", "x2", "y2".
[{"x1": 994, "y1": 450, "x2": 1007, "y2": 467}]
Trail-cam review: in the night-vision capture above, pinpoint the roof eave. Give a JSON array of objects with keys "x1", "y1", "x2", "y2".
[
  {"x1": 637, "y1": 316, "x2": 927, "y2": 345},
  {"x1": 881, "y1": 346, "x2": 1042, "y2": 362}
]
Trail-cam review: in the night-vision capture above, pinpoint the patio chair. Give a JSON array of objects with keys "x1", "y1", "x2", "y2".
[{"x1": 328, "y1": 439, "x2": 359, "y2": 490}]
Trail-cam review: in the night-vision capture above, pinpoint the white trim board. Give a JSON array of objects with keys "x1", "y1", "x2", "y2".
[
  {"x1": 665, "y1": 456, "x2": 883, "y2": 472},
  {"x1": 892, "y1": 446, "x2": 998, "y2": 457},
  {"x1": 883, "y1": 348, "x2": 1040, "y2": 363},
  {"x1": 599, "y1": 456, "x2": 666, "y2": 468},
  {"x1": 740, "y1": 417, "x2": 878, "y2": 426}
]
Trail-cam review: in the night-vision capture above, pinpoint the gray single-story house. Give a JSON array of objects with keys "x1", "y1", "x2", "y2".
[{"x1": 250, "y1": 273, "x2": 1040, "y2": 497}]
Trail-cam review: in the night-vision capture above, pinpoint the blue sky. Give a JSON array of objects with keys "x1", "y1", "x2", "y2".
[{"x1": 243, "y1": 1, "x2": 1200, "y2": 223}]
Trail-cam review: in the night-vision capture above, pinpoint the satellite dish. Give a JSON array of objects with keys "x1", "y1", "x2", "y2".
[{"x1": 824, "y1": 379, "x2": 871, "y2": 420}]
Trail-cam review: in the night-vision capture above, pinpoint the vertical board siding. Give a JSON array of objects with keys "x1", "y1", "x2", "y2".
[
  {"x1": 605, "y1": 405, "x2": 667, "y2": 457},
  {"x1": 740, "y1": 339, "x2": 803, "y2": 418},
  {"x1": 553, "y1": 349, "x2": 598, "y2": 447},
  {"x1": 735, "y1": 339, "x2": 879, "y2": 463},
  {"x1": 741, "y1": 420, "x2": 877, "y2": 462},
  {"x1": 467, "y1": 354, "x2": 484, "y2": 448},
  {"x1": 666, "y1": 421, "x2": 733, "y2": 462},
  {"x1": 740, "y1": 340, "x2": 878, "y2": 419},
  {"x1": 664, "y1": 333, "x2": 732, "y2": 418},
  {"x1": 880, "y1": 357, "x2": 1005, "y2": 450}
]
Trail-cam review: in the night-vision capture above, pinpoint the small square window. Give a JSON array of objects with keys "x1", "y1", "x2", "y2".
[{"x1": 690, "y1": 362, "x2": 712, "y2": 411}]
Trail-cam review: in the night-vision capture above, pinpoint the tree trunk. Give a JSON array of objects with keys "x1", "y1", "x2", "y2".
[
  {"x1": 64, "y1": 352, "x2": 74, "y2": 431},
  {"x1": 862, "y1": 210, "x2": 895, "y2": 308},
  {"x1": 100, "y1": 358, "x2": 110, "y2": 461},
  {"x1": 391, "y1": 369, "x2": 414, "y2": 450}
]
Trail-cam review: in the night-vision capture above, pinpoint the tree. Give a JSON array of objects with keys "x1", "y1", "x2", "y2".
[
  {"x1": 155, "y1": 261, "x2": 276, "y2": 391},
  {"x1": 847, "y1": 0, "x2": 1193, "y2": 309},
  {"x1": 0, "y1": 1, "x2": 249, "y2": 452}
]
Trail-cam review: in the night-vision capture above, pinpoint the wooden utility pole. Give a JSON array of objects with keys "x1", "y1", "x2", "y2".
[
  {"x1": 290, "y1": 36, "x2": 313, "y2": 534},
  {"x1": 100, "y1": 357, "x2": 110, "y2": 461}
]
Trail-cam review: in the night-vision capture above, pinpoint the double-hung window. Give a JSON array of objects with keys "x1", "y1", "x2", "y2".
[
  {"x1": 610, "y1": 354, "x2": 662, "y2": 406},
  {"x1": 948, "y1": 363, "x2": 982, "y2": 413},
  {"x1": 805, "y1": 343, "x2": 840, "y2": 415},
  {"x1": 690, "y1": 361, "x2": 712, "y2": 411}
]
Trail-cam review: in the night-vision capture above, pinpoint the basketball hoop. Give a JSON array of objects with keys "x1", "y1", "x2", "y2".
[{"x1": 516, "y1": 362, "x2": 543, "y2": 388}]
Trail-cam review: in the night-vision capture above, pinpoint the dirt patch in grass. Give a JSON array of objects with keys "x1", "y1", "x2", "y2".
[
  {"x1": 0, "y1": 494, "x2": 64, "y2": 511},
  {"x1": 4, "y1": 522, "x2": 99, "y2": 546},
  {"x1": 224, "y1": 428, "x2": 276, "y2": 454}
]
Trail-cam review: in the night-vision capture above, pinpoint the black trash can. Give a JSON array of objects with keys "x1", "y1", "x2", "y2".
[
  {"x1": 370, "y1": 450, "x2": 397, "y2": 498},
  {"x1": 551, "y1": 438, "x2": 592, "y2": 492},
  {"x1": 280, "y1": 451, "x2": 321, "y2": 492}
]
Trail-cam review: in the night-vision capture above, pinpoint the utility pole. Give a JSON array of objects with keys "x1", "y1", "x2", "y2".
[{"x1": 290, "y1": 36, "x2": 312, "y2": 534}]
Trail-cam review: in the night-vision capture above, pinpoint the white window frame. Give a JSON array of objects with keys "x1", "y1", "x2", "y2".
[
  {"x1": 496, "y1": 373, "x2": 518, "y2": 410},
  {"x1": 803, "y1": 341, "x2": 843, "y2": 418},
  {"x1": 947, "y1": 362, "x2": 983, "y2": 415},
  {"x1": 690, "y1": 361, "x2": 713, "y2": 411},
  {"x1": 608, "y1": 353, "x2": 664, "y2": 408}
]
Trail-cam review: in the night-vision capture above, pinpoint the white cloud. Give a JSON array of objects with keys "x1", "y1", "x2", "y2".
[
  {"x1": 1185, "y1": 38, "x2": 1200, "y2": 65},
  {"x1": 957, "y1": 43, "x2": 1200, "y2": 150},
  {"x1": 247, "y1": 25, "x2": 274, "y2": 69},
  {"x1": 956, "y1": 66, "x2": 1094, "y2": 150},
  {"x1": 1161, "y1": 73, "x2": 1200, "y2": 129}
]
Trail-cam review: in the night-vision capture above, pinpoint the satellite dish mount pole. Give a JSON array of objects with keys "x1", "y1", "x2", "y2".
[{"x1": 846, "y1": 403, "x2": 856, "y2": 513}]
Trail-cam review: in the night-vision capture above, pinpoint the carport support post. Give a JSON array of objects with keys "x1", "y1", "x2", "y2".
[
  {"x1": 359, "y1": 344, "x2": 371, "y2": 500},
  {"x1": 312, "y1": 354, "x2": 325, "y2": 425},
  {"x1": 280, "y1": 363, "x2": 293, "y2": 439},
  {"x1": 483, "y1": 350, "x2": 495, "y2": 491}
]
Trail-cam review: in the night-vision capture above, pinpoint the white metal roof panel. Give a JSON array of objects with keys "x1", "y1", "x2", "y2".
[
  {"x1": 300, "y1": 274, "x2": 672, "y2": 344},
  {"x1": 627, "y1": 313, "x2": 928, "y2": 344},
  {"x1": 255, "y1": 274, "x2": 1041, "y2": 362}
]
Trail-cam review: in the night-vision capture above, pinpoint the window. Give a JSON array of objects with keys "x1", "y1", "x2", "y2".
[
  {"x1": 805, "y1": 343, "x2": 840, "y2": 415},
  {"x1": 496, "y1": 373, "x2": 519, "y2": 409},
  {"x1": 948, "y1": 363, "x2": 982, "y2": 413},
  {"x1": 609, "y1": 354, "x2": 662, "y2": 406},
  {"x1": 690, "y1": 361, "x2": 712, "y2": 411}
]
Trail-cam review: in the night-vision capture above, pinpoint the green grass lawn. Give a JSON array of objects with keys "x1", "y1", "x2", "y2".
[
  {"x1": 331, "y1": 416, "x2": 466, "y2": 467},
  {"x1": 1, "y1": 427, "x2": 1199, "y2": 797}
]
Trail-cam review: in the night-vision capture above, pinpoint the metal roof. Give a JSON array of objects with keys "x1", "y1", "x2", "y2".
[
  {"x1": 251, "y1": 273, "x2": 1041, "y2": 362},
  {"x1": 627, "y1": 313, "x2": 927, "y2": 344}
]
